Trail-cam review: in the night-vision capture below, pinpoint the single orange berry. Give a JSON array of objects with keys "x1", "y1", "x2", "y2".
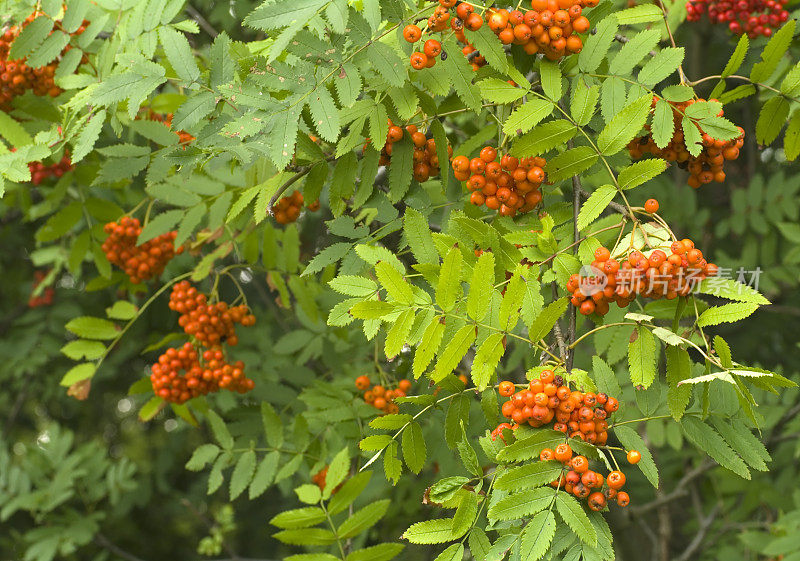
[
  {"x1": 644, "y1": 198, "x2": 659, "y2": 213},
  {"x1": 627, "y1": 450, "x2": 642, "y2": 464}
]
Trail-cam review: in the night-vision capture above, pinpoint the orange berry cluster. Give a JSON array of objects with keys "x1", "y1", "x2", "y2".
[
  {"x1": 271, "y1": 190, "x2": 319, "y2": 225},
  {"x1": 102, "y1": 217, "x2": 184, "y2": 284},
  {"x1": 28, "y1": 270, "x2": 55, "y2": 308},
  {"x1": 403, "y1": 2, "x2": 486, "y2": 72},
  {"x1": 169, "y1": 280, "x2": 256, "y2": 347},
  {"x1": 29, "y1": 153, "x2": 73, "y2": 185},
  {"x1": 375, "y1": 121, "x2": 451, "y2": 183},
  {"x1": 355, "y1": 375, "x2": 412, "y2": 414},
  {"x1": 149, "y1": 342, "x2": 254, "y2": 404},
  {"x1": 567, "y1": 241, "x2": 719, "y2": 316},
  {"x1": 498, "y1": 369, "x2": 618, "y2": 443},
  {"x1": 541, "y1": 444, "x2": 631, "y2": 510},
  {"x1": 453, "y1": 147, "x2": 546, "y2": 217},
  {"x1": 0, "y1": 12, "x2": 89, "y2": 108},
  {"x1": 485, "y1": 0, "x2": 594, "y2": 60},
  {"x1": 627, "y1": 97, "x2": 745, "y2": 188}
]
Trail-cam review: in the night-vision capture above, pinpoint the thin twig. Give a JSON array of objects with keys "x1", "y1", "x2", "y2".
[
  {"x1": 185, "y1": 4, "x2": 218, "y2": 37},
  {"x1": 94, "y1": 533, "x2": 148, "y2": 561}
]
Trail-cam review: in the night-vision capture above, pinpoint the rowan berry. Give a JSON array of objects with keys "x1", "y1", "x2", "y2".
[
  {"x1": 607, "y1": 470, "x2": 626, "y2": 489},
  {"x1": 644, "y1": 198, "x2": 659, "y2": 213},
  {"x1": 571, "y1": 455, "x2": 589, "y2": 473},
  {"x1": 403, "y1": 24, "x2": 422, "y2": 42},
  {"x1": 616, "y1": 491, "x2": 630, "y2": 507},
  {"x1": 355, "y1": 375, "x2": 371, "y2": 390},
  {"x1": 627, "y1": 450, "x2": 642, "y2": 464},
  {"x1": 554, "y1": 443, "x2": 573, "y2": 462},
  {"x1": 499, "y1": 381, "x2": 515, "y2": 396},
  {"x1": 540, "y1": 448, "x2": 555, "y2": 461},
  {"x1": 588, "y1": 491, "x2": 606, "y2": 511}
]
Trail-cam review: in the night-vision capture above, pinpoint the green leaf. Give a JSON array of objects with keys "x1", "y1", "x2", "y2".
[
  {"x1": 401, "y1": 422, "x2": 427, "y2": 474},
  {"x1": 432, "y1": 325, "x2": 476, "y2": 383},
  {"x1": 614, "y1": 3, "x2": 664, "y2": 23},
  {"x1": 497, "y1": 429, "x2": 565, "y2": 463},
  {"x1": 556, "y1": 492, "x2": 596, "y2": 546},
  {"x1": 26, "y1": 30, "x2": 70, "y2": 68},
  {"x1": 528, "y1": 297, "x2": 569, "y2": 342},
  {"x1": 785, "y1": 109, "x2": 800, "y2": 161},
  {"x1": 139, "y1": 210, "x2": 184, "y2": 244},
  {"x1": 65, "y1": 317, "x2": 118, "y2": 340},
  {"x1": 665, "y1": 346, "x2": 692, "y2": 420},
  {"x1": 388, "y1": 136, "x2": 413, "y2": 203},
  {"x1": 8, "y1": 16, "x2": 53, "y2": 59},
  {"x1": 185, "y1": 444, "x2": 220, "y2": 471},
  {"x1": 456, "y1": 427, "x2": 481, "y2": 477},
  {"x1": 511, "y1": 120, "x2": 576, "y2": 156},
  {"x1": 487, "y1": 487, "x2": 553, "y2": 522},
  {"x1": 71, "y1": 110, "x2": 107, "y2": 164},
  {"x1": 329, "y1": 276, "x2": 378, "y2": 297},
  {"x1": 471, "y1": 332, "x2": 506, "y2": 391},
  {"x1": 577, "y1": 184, "x2": 617, "y2": 230},
  {"x1": 245, "y1": 0, "x2": 327, "y2": 29},
  {"x1": 618, "y1": 159, "x2": 668, "y2": 190},
  {"x1": 696, "y1": 303, "x2": 759, "y2": 327},
  {"x1": 309, "y1": 86, "x2": 341, "y2": 143},
  {"x1": 681, "y1": 417, "x2": 750, "y2": 479},
  {"x1": 404, "y1": 208, "x2": 438, "y2": 265},
  {"x1": 106, "y1": 301, "x2": 138, "y2": 320},
  {"x1": 442, "y1": 37, "x2": 481, "y2": 113},
  {"x1": 346, "y1": 543, "x2": 404, "y2": 561},
  {"x1": 592, "y1": 356, "x2": 622, "y2": 398},
  {"x1": 324, "y1": 447, "x2": 350, "y2": 499},
  {"x1": 579, "y1": 17, "x2": 618, "y2": 73},
  {"x1": 350, "y1": 300, "x2": 399, "y2": 320},
  {"x1": 540, "y1": 60, "x2": 562, "y2": 100},
  {"x1": 520, "y1": 510, "x2": 557, "y2": 561},
  {"x1": 756, "y1": 96, "x2": 789, "y2": 145},
  {"x1": 495, "y1": 460, "x2": 564, "y2": 492},
  {"x1": 402, "y1": 518, "x2": 455, "y2": 544},
  {"x1": 376, "y1": 261, "x2": 414, "y2": 305},
  {"x1": 545, "y1": 146, "x2": 598, "y2": 183},
  {"x1": 230, "y1": 450, "x2": 256, "y2": 500},
  {"x1": 359, "y1": 434, "x2": 393, "y2": 451},
  {"x1": 445, "y1": 394, "x2": 471, "y2": 449},
  {"x1": 638, "y1": 48, "x2": 685, "y2": 87},
  {"x1": 710, "y1": 419, "x2": 769, "y2": 471},
  {"x1": 273, "y1": 528, "x2": 336, "y2": 546},
  {"x1": 60, "y1": 363, "x2": 96, "y2": 386},
  {"x1": 465, "y1": 25, "x2": 508, "y2": 73},
  {"x1": 479, "y1": 78, "x2": 527, "y2": 103},
  {"x1": 695, "y1": 278, "x2": 769, "y2": 304},
  {"x1": 436, "y1": 246, "x2": 463, "y2": 312},
  {"x1": 0, "y1": 112, "x2": 33, "y2": 147},
  {"x1": 452, "y1": 492, "x2": 478, "y2": 538},
  {"x1": 414, "y1": 319, "x2": 445, "y2": 378},
  {"x1": 60, "y1": 339, "x2": 106, "y2": 361},
  {"x1": 628, "y1": 325, "x2": 657, "y2": 388},
  {"x1": 159, "y1": 26, "x2": 200, "y2": 82},
  {"x1": 206, "y1": 410, "x2": 234, "y2": 449},
  {"x1": 434, "y1": 544, "x2": 465, "y2": 561},
  {"x1": 597, "y1": 94, "x2": 651, "y2": 155},
  {"x1": 750, "y1": 20, "x2": 796, "y2": 83},
  {"x1": 338, "y1": 500, "x2": 391, "y2": 538},
  {"x1": 609, "y1": 29, "x2": 660, "y2": 76},
  {"x1": 249, "y1": 452, "x2": 279, "y2": 499},
  {"x1": 368, "y1": 41, "x2": 405, "y2": 87},
  {"x1": 329, "y1": 471, "x2": 372, "y2": 515},
  {"x1": 570, "y1": 80, "x2": 599, "y2": 126},
  {"x1": 614, "y1": 425, "x2": 659, "y2": 487},
  {"x1": 503, "y1": 98, "x2": 553, "y2": 136},
  {"x1": 499, "y1": 268, "x2": 526, "y2": 330},
  {"x1": 723, "y1": 36, "x2": 748, "y2": 78}
]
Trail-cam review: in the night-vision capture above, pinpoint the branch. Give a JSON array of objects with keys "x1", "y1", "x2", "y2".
[
  {"x1": 672, "y1": 485, "x2": 721, "y2": 561},
  {"x1": 185, "y1": 4, "x2": 218, "y2": 37},
  {"x1": 629, "y1": 459, "x2": 715, "y2": 516},
  {"x1": 94, "y1": 533, "x2": 148, "y2": 561},
  {"x1": 566, "y1": 168, "x2": 581, "y2": 371}
]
